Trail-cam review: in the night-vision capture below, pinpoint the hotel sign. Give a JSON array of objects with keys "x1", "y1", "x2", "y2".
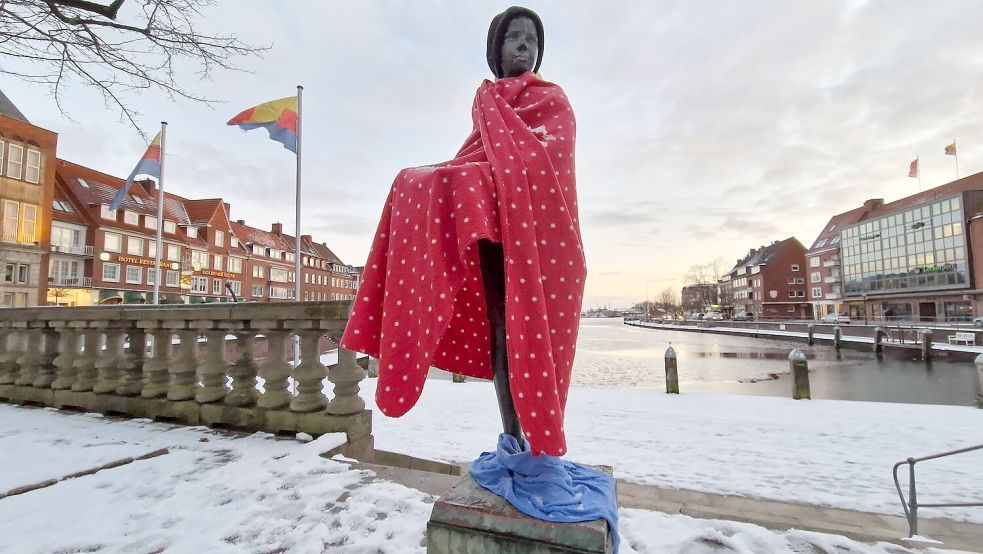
[
  {"x1": 116, "y1": 255, "x2": 167, "y2": 267},
  {"x1": 201, "y1": 269, "x2": 237, "y2": 279}
]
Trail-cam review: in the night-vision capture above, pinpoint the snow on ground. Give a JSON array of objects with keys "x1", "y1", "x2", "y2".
[
  {"x1": 363, "y1": 378, "x2": 983, "y2": 523},
  {"x1": 0, "y1": 406, "x2": 432, "y2": 553},
  {"x1": 0, "y1": 404, "x2": 969, "y2": 553}
]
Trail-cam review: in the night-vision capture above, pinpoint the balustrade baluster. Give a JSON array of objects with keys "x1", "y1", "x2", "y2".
[
  {"x1": 196, "y1": 328, "x2": 228, "y2": 403},
  {"x1": 142, "y1": 328, "x2": 171, "y2": 398},
  {"x1": 226, "y1": 330, "x2": 258, "y2": 406},
  {"x1": 326, "y1": 347, "x2": 367, "y2": 415},
  {"x1": 15, "y1": 326, "x2": 42, "y2": 386},
  {"x1": 257, "y1": 329, "x2": 291, "y2": 409},
  {"x1": 51, "y1": 325, "x2": 80, "y2": 390},
  {"x1": 32, "y1": 327, "x2": 59, "y2": 388},
  {"x1": 72, "y1": 329, "x2": 100, "y2": 392},
  {"x1": 116, "y1": 325, "x2": 145, "y2": 396},
  {"x1": 0, "y1": 328, "x2": 19, "y2": 385},
  {"x1": 94, "y1": 325, "x2": 124, "y2": 394},
  {"x1": 290, "y1": 329, "x2": 328, "y2": 412},
  {"x1": 168, "y1": 329, "x2": 199, "y2": 401}
]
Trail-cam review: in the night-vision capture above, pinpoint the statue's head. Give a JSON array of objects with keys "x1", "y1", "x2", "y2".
[{"x1": 487, "y1": 6, "x2": 544, "y2": 79}]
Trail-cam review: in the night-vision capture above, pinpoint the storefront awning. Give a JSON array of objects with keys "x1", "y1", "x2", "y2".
[{"x1": 122, "y1": 291, "x2": 145, "y2": 304}]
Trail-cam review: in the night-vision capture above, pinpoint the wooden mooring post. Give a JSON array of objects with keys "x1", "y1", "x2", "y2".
[
  {"x1": 664, "y1": 345, "x2": 679, "y2": 394},
  {"x1": 789, "y1": 348, "x2": 810, "y2": 400}
]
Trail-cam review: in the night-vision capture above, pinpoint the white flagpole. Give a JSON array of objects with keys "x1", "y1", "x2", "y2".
[
  {"x1": 917, "y1": 156, "x2": 921, "y2": 191},
  {"x1": 295, "y1": 84, "x2": 303, "y2": 303},
  {"x1": 154, "y1": 121, "x2": 167, "y2": 304},
  {"x1": 954, "y1": 139, "x2": 960, "y2": 179}
]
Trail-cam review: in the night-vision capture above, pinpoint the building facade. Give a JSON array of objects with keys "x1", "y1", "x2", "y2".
[
  {"x1": 0, "y1": 92, "x2": 56, "y2": 307},
  {"x1": 680, "y1": 283, "x2": 716, "y2": 314},
  {"x1": 727, "y1": 237, "x2": 812, "y2": 320},
  {"x1": 805, "y1": 204, "x2": 869, "y2": 319}
]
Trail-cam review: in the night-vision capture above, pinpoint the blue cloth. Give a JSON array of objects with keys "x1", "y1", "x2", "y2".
[{"x1": 470, "y1": 434, "x2": 620, "y2": 551}]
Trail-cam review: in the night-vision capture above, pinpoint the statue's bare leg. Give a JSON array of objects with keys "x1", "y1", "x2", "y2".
[{"x1": 478, "y1": 239, "x2": 526, "y2": 450}]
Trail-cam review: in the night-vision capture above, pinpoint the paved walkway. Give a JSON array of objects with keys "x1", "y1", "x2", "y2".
[{"x1": 352, "y1": 459, "x2": 983, "y2": 552}]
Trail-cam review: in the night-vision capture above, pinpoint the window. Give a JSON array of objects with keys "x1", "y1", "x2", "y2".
[
  {"x1": 163, "y1": 220, "x2": 177, "y2": 234},
  {"x1": 78, "y1": 178, "x2": 89, "y2": 188},
  {"x1": 812, "y1": 287, "x2": 822, "y2": 298},
  {"x1": 213, "y1": 255, "x2": 223, "y2": 271},
  {"x1": 132, "y1": 195, "x2": 145, "y2": 206},
  {"x1": 270, "y1": 267, "x2": 289, "y2": 282},
  {"x1": 3, "y1": 263, "x2": 29, "y2": 284},
  {"x1": 101, "y1": 204, "x2": 117, "y2": 220},
  {"x1": 228, "y1": 257, "x2": 243, "y2": 273},
  {"x1": 123, "y1": 211, "x2": 139, "y2": 225},
  {"x1": 304, "y1": 291, "x2": 309, "y2": 301},
  {"x1": 810, "y1": 272, "x2": 821, "y2": 283},
  {"x1": 147, "y1": 268, "x2": 157, "y2": 285},
  {"x1": 103, "y1": 263, "x2": 120, "y2": 282},
  {"x1": 251, "y1": 284, "x2": 264, "y2": 297},
  {"x1": 252, "y1": 265, "x2": 265, "y2": 278},
  {"x1": 125, "y1": 265, "x2": 142, "y2": 284},
  {"x1": 795, "y1": 277, "x2": 804, "y2": 284},
  {"x1": 2, "y1": 200, "x2": 17, "y2": 241},
  {"x1": 191, "y1": 250, "x2": 208, "y2": 268},
  {"x1": 269, "y1": 248, "x2": 282, "y2": 259},
  {"x1": 51, "y1": 226, "x2": 82, "y2": 250},
  {"x1": 20, "y1": 204, "x2": 36, "y2": 242},
  {"x1": 145, "y1": 216, "x2": 157, "y2": 230},
  {"x1": 25, "y1": 149, "x2": 41, "y2": 183},
  {"x1": 789, "y1": 291, "x2": 796, "y2": 298},
  {"x1": 231, "y1": 237, "x2": 239, "y2": 248},
  {"x1": 165, "y1": 270, "x2": 180, "y2": 287},
  {"x1": 186, "y1": 226, "x2": 198, "y2": 239},
  {"x1": 6, "y1": 144, "x2": 23, "y2": 179},
  {"x1": 166, "y1": 244, "x2": 180, "y2": 261},
  {"x1": 809, "y1": 257, "x2": 820, "y2": 268},
  {"x1": 787, "y1": 278, "x2": 795, "y2": 285},
  {"x1": 148, "y1": 241, "x2": 157, "y2": 258},
  {"x1": 49, "y1": 259, "x2": 80, "y2": 286},
  {"x1": 252, "y1": 244, "x2": 264, "y2": 256},
  {"x1": 0, "y1": 140, "x2": 4, "y2": 175},
  {"x1": 215, "y1": 230, "x2": 225, "y2": 247},
  {"x1": 788, "y1": 305, "x2": 795, "y2": 313},
  {"x1": 227, "y1": 281, "x2": 241, "y2": 295},
  {"x1": 286, "y1": 252, "x2": 295, "y2": 263},
  {"x1": 212, "y1": 279, "x2": 222, "y2": 294},
  {"x1": 790, "y1": 264, "x2": 800, "y2": 271},
  {"x1": 104, "y1": 232, "x2": 122, "y2": 252},
  {"x1": 53, "y1": 200, "x2": 74, "y2": 212},
  {"x1": 127, "y1": 237, "x2": 143, "y2": 256},
  {"x1": 191, "y1": 276, "x2": 207, "y2": 293},
  {"x1": 304, "y1": 273, "x2": 310, "y2": 284}
]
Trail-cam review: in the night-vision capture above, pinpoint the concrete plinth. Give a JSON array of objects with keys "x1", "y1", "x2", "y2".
[{"x1": 427, "y1": 470, "x2": 614, "y2": 553}]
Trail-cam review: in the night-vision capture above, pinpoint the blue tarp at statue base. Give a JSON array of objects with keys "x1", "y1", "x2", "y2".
[{"x1": 469, "y1": 434, "x2": 620, "y2": 550}]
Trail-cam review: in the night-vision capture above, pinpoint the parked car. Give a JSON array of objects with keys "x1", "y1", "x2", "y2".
[
  {"x1": 820, "y1": 313, "x2": 851, "y2": 324},
  {"x1": 732, "y1": 312, "x2": 754, "y2": 321},
  {"x1": 704, "y1": 311, "x2": 723, "y2": 321}
]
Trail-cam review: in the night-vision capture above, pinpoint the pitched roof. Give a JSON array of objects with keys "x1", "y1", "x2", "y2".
[
  {"x1": 56, "y1": 159, "x2": 191, "y2": 223},
  {"x1": 51, "y1": 184, "x2": 88, "y2": 226},
  {"x1": 184, "y1": 199, "x2": 225, "y2": 225},
  {"x1": 807, "y1": 206, "x2": 867, "y2": 254},
  {"x1": 230, "y1": 221, "x2": 293, "y2": 252},
  {"x1": 0, "y1": 89, "x2": 28, "y2": 123}
]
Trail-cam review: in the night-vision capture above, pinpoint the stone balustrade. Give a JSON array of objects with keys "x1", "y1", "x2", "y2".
[{"x1": 0, "y1": 301, "x2": 373, "y2": 460}]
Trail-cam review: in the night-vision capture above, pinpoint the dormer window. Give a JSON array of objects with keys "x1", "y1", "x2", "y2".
[{"x1": 186, "y1": 227, "x2": 198, "y2": 239}]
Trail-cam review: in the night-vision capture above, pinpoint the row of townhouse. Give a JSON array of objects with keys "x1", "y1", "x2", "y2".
[{"x1": 2, "y1": 90, "x2": 360, "y2": 307}]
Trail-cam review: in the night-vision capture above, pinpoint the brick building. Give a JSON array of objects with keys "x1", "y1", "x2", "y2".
[
  {"x1": 728, "y1": 237, "x2": 812, "y2": 320},
  {"x1": 680, "y1": 283, "x2": 716, "y2": 314},
  {"x1": 0, "y1": 91, "x2": 56, "y2": 307},
  {"x1": 45, "y1": 158, "x2": 357, "y2": 306},
  {"x1": 805, "y1": 204, "x2": 869, "y2": 319}
]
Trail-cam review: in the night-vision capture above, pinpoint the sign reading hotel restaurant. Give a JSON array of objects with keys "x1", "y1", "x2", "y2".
[
  {"x1": 201, "y1": 269, "x2": 237, "y2": 279},
  {"x1": 116, "y1": 255, "x2": 168, "y2": 267}
]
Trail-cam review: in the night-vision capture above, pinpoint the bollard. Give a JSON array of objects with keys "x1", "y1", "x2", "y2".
[
  {"x1": 833, "y1": 325, "x2": 842, "y2": 350},
  {"x1": 789, "y1": 348, "x2": 811, "y2": 400},
  {"x1": 873, "y1": 326, "x2": 886, "y2": 354},
  {"x1": 807, "y1": 324, "x2": 815, "y2": 346},
  {"x1": 975, "y1": 353, "x2": 983, "y2": 408},
  {"x1": 920, "y1": 329, "x2": 933, "y2": 362},
  {"x1": 664, "y1": 344, "x2": 679, "y2": 394}
]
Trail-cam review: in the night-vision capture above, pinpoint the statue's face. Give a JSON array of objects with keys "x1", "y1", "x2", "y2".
[{"x1": 500, "y1": 17, "x2": 538, "y2": 78}]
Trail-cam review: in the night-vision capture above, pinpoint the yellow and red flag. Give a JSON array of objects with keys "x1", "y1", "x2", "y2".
[
  {"x1": 227, "y1": 96, "x2": 298, "y2": 153},
  {"x1": 945, "y1": 142, "x2": 957, "y2": 156}
]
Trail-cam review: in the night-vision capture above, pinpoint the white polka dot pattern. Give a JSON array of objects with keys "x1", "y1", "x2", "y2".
[{"x1": 340, "y1": 72, "x2": 585, "y2": 457}]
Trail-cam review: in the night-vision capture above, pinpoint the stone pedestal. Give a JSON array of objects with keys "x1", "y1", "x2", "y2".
[{"x1": 427, "y1": 470, "x2": 614, "y2": 553}]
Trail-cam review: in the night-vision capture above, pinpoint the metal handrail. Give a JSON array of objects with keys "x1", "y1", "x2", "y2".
[{"x1": 893, "y1": 443, "x2": 983, "y2": 537}]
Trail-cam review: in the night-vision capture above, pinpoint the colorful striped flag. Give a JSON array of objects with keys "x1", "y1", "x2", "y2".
[
  {"x1": 111, "y1": 131, "x2": 162, "y2": 210},
  {"x1": 227, "y1": 96, "x2": 298, "y2": 153},
  {"x1": 908, "y1": 158, "x2": 919, "y2": 178},
  {"x1": 945, "y1": 142, "x2": 957, "y2": 156}
]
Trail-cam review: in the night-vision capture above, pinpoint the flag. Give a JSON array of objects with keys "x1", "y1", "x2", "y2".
[
  {"x1": 945, "y1": 142, "x2": 957, "y2": 156},
  {"x1": 111, "y1": 132, "x2": 162, "y2": 210},
  {"x1": 227, "y1": 96, "x2": 298, "y2": 153},
  {"x1": 908, "y1": 158, "x2": 918, "y2": 178}
]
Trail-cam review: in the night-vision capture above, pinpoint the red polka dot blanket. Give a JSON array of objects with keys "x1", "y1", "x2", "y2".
[{"x1": 341, "y1": 71, "x2": 585, "y2": 456}]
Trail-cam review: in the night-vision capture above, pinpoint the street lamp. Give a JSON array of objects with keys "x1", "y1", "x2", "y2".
[{"x1": 862, "y1": 291, "x2": 868, "y2": 325}]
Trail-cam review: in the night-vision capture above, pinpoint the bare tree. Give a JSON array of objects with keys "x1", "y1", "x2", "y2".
[
  {"x1": 656, "y1": 287, "x2": 678, "y2": 313},
  {"x1": 683, "y1": 256, "x2": 725, "y2": 285},
  {"x1": 0, "y1": 0, "x2": 267, "y2": 132}
]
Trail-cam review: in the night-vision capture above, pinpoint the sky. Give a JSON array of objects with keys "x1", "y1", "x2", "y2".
[{"x1": 4, "y1": 0, "x2": 983, "y2": 309}]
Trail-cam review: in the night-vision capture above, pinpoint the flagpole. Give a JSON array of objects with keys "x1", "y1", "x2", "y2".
[
  {"x1": 154, "y1": 121, "x2": 167, "y2": 304},
  {"x1": 295, "y1": 85, "x2": 303, "y2": 304},
  {"x1": 954, "y1": 139, "x2": 960, "y2": 179},
  {"x1": 917, "y1": 156, "x2": 921, "y2": 191}
]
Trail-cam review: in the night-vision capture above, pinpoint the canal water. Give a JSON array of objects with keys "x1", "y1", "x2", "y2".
[{"x1": 571, "y1": 318, "x2": 978, "y2": 406}]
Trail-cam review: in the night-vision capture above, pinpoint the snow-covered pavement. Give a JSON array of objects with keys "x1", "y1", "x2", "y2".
[
  {"x1": 363, "y1": 378, "x2": 983, "y2": 523},
  {"x1": 1, "y1": 404, "x2": 972, "y2": 553}
]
